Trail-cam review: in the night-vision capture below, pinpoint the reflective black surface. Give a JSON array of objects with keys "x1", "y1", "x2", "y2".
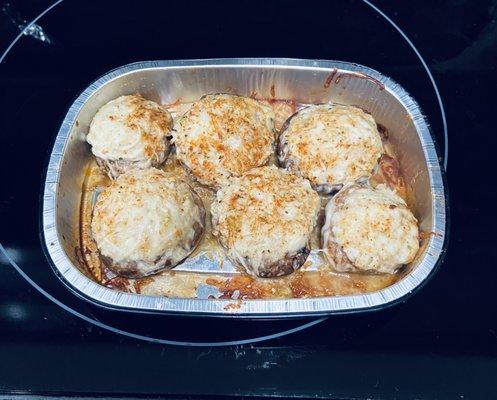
[{"x1": 1, "y1": 0, "x2": 496, "y2": 398}]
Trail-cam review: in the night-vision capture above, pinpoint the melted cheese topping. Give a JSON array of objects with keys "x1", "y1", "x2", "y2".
[
  {"x1": 279, "y1": 104, "x2": 383, "y2": 189},
  {"x1": 173, "y1": 94, "x2": 275, "y2": 188},
  {"x1": 87, "y1": 94, "x2": 173, "y2": 169},
  {"x1": 322, "y1": 184, "x2": 419, "y2": 273},
  {"x1": 211, "y1": 166, "x2": 320, "y2": 276},
  {"x1": 91, "y1": 168, "x2": 204, "y2": 275}
]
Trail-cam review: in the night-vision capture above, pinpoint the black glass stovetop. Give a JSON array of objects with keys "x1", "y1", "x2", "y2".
[{"x1": 1, "y1": 0, "x2": 496, "y2": 398}]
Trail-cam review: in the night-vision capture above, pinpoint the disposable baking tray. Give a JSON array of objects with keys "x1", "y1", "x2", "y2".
[{"x1": 42, "y1": 58, "x2": 447, "y2": 317}]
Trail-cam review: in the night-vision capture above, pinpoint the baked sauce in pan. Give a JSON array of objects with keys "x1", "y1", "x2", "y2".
[{"x1": 79, "y1": 99, "x2": 409, "y2": 300}]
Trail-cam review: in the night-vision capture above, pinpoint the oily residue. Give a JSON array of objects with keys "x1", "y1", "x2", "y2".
[{"x1": 202, "y1": 269, "x2": 397, "y2": 300}]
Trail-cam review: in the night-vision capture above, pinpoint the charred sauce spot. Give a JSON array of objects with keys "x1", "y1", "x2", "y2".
[
  {"x1": 133, "y1": 276, "x2": 155, "y2": 293},
  {"x1": 224, "y1": 300, "x2": 243, "y2": 310},
  {"x1": 377, "y1": 154, "x2": 408, "y2": 200},
  {"x1": 347, "y1": 72, "x2": 385, "y2": 90},
  {"x1": 106, "y1": 276, "x2": 130, "y2": 292},
  {"x1": 270, "y1": 84, "x2": 276, "y2": 98},
  {"x1": 324, "y1": 68, "x2": 338, "y2": 89},
  {"x1": 377, "y1": 123, "x2": 388, "y2": 140},
  {"x1": 379, "y1": 154, "x2": 403, "y2": 186},
  {"x1": 327, "y1": 71, "x2": 385, "y2": 91},
  {"x1": 163, "y1": 98, "x2": 182, "y2": 108},
  {"x1": 206, "y1": 275, "x2": 265, "y2": 299},
  {"x1": 74, "y1": 246, "x2": 89, "y2": 273},
  {"x1": 419, "y1": 231, "x2": 443, "y2": 240}
]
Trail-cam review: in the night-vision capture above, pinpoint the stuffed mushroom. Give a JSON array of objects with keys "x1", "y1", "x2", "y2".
[
  {"x1": 87, "y1": 94, "x2": 173, "y2": 179},
  {"x1": 91, "y1": 168, "x2": 205, "y2": 278},
  {"x1": 173, "y1": 94, "x2": 275, "y2": 188},
  {"x1": 211, "y1": 166, "x2": 320, "y2": 278},
  {"x1": 321, "y1": 183, "x2": 419, "y2": 274},
  {"x1": 278, "y1": 104, "x2": 383, "y2": 193}
]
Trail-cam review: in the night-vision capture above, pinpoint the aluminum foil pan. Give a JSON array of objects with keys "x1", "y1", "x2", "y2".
[{"x1": 42, "y1": 58, "x2": 447, "y2": 317}]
